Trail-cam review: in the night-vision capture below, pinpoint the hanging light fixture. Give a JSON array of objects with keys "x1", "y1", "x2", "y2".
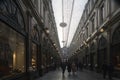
[
  {"x1": 45, "y1": 28, "x2": 49, "y2": 34},
  {"x1": 60, "y1": 0, "x2": 67, "y2": 27},
  {"x1": 60, "y1": 0, "x2": 67, "y2": 47},
  {"x1": 100, "y1": 28, "x2": 104, "y2": 33}
]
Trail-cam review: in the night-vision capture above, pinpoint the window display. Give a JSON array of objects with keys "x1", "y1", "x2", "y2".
[
  {"x1": 0, "y1": 22, "x2": 25, "y2": 77},
  {"x1": 112, "y1": 27, "x2": 120, "y2": 70},
  {"x1": 31, "y1": 43, "x2": 37, "y2": 70},
  {"x1": 116, "y1": 56, "x2": 120, "y2": 66}
]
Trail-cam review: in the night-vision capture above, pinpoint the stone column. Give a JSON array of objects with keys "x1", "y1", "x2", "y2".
[{"x1": 107, "y1": 29, "x2": 111, "y2": 64}]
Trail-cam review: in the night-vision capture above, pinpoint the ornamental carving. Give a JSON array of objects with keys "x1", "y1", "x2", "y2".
[{"x1": 0, "y1": 0, "x2": 24, "y2": 29}]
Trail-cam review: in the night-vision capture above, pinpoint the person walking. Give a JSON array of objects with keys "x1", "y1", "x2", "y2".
[
  {"x1": 71, "y1": 62, "x2": 77, "y2": 75},
  {"x1": 67, "y1": 62, "x2": 71, "y2": 75},
  {"x1": 61, "y1": 62, "x2": 66, "y2": 75},
  {"x1": 102, "y1": 62, "x2": 108, "y2": 79},
  {"x1": 108, "y1": 63, "x2": 114, "y2": 80},
  {"x1": 79, "y1": 62, "x2": 83, "y2": 71}
]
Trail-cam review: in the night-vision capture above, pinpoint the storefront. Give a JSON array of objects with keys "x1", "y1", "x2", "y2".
[
  {"x1": 31, "y1": 18, "x2": 39, "y2": 70},
  {"x1": 83, "y1": 47, "x2": 89, "y2": 68},
  {"x1": 40, "y1": 36, "x2": 48, "y2": 75},
  {"x1": 0, "y1": 0, "x2": 27, "y2": 79},
  {"x1": 0, "y1": 22, "x2": 26, "y2": 78},
  {"x1": 90, "y1": 42, "x2": 96, "y2": 70},
  {"x1": 111, "y1": 26, "x2": 120, "y2": 71},
  {"x1": 97, "y1": 36, "x2": 107, "y2": 71},
  {"x1": 29, "y1": 17, "x2": 41, "y2": 79},
  {"x1": 31, "y1": 43, "x2": 37, "y2": 71}
]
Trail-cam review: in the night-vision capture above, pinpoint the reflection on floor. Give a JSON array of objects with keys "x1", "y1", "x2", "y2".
[{"x1": 36, "y1": 69, "x2": 120, "y2": 80}]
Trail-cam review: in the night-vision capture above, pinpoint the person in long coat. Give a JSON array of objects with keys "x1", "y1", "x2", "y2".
[
  {"x1": 61, "y1": 62, "x2": 66, "y2": 75},
  {"x1": 108, "y1": 63, "x2": 114, "y2": 80},
  {"x1": 67, "y1": 62, "x2": 71, "y2": 74},
  {"x1": 71, "y1": 62, "x2": 77, "y2": 75},
  {"x1": 102, "y1": 62, "x2": 108, "y2": 79}
]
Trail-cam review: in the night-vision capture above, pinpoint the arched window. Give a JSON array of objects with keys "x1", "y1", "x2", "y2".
[
  {"x1": 112, "y1": 27, "x2": 120, "y2": 44},
  {"x1": 90, "y1": 42, "x2": 95, "y2": 52},
  {"x1": 98, "y1": 36, "x2": 107, "y2": 49},
  {"x1": 31, "y1": 24, "x2": 39, "y2": 41},
  {"x1": 112, "y1": 27, "x2": 120, "y2": 69}
]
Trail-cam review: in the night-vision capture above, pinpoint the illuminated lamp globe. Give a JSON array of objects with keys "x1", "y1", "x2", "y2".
[{"x1": 100, "y1": 28, "x2": 104, "y2": 32}]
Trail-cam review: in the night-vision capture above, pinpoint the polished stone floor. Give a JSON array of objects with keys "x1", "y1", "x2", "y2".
[{"x1": 36, "y1": 69, "x2": 120, "y2": 80}]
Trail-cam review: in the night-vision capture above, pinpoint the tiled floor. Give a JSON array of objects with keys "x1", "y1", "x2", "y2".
[{"x1": 36, "y1": 69, "x2": 120, "y2": 80}]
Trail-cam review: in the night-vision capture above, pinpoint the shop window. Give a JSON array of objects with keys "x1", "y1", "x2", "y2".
[
  {"x1": 0, "y1": 22, "x2": 25, "y2": 77},
  {"x1": 31, "y1": 43, "x2": 37, "y2": 70},
  {"x1": 112, "y1": 28, "x2": 120, "y2": 44},
  {"x1": 112, "y1": 27, "x2": 120, "y2": 69},
  {"x1": 116, "y1": 56, "x2": 120, "y2": 67},
  {"x1": 113, "y1": 52, "x2": 120, "y2": 69}
]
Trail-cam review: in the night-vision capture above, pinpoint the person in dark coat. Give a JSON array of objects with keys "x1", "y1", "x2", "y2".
[
  {"x1": 71, "y1": 62, "x2": 77, "y2": 75},
  {"x1": 108, "y1": 63, "x2": 114, "y2": 80},
  {"x1": 102, "y1": 62, "x2": 108, "y2": 79},
  {"x1": 67, "y1": 62, "x2": 71, "y2": 74},
  {"x1": 61, "y1": 62, "x2": 66, "y2": 75},
  {"x1": 79, "y1": 62, "x2": 83, "y2": 71}
]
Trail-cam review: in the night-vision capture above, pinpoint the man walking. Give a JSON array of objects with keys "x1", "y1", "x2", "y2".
[
  {"x1": 61, "y1": 62, "x2": 66, "y2": 76},
  {"x1": 108, "y1": 63, "x2": 114, "y2": 80},
  {"x1": 102, "y1": 62, "x2": 108, "y2": 79}
]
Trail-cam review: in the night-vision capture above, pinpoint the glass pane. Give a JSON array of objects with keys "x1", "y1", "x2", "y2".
[
  {"x1": 0, "y1": 22, "x2": 25, "y2": 77},
  {"x1": 32, "y1": 43, "x2": 37, "y2": 70}
]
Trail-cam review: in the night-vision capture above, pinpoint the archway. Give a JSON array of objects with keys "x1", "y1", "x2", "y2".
[
  {"x1": 111, "y1": 27, "x2": 120, "y2": 70},
  {"x1": 90, "y1": 42, "x2": 96, "y2": 70},
  {"x1": 98, "y1": 36, "x2": 107, "y2": 70}
]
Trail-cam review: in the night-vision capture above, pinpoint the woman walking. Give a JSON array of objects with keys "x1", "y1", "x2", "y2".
[{"x1": 71, "y1": 62, "x2": 77, "y2": 75}]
